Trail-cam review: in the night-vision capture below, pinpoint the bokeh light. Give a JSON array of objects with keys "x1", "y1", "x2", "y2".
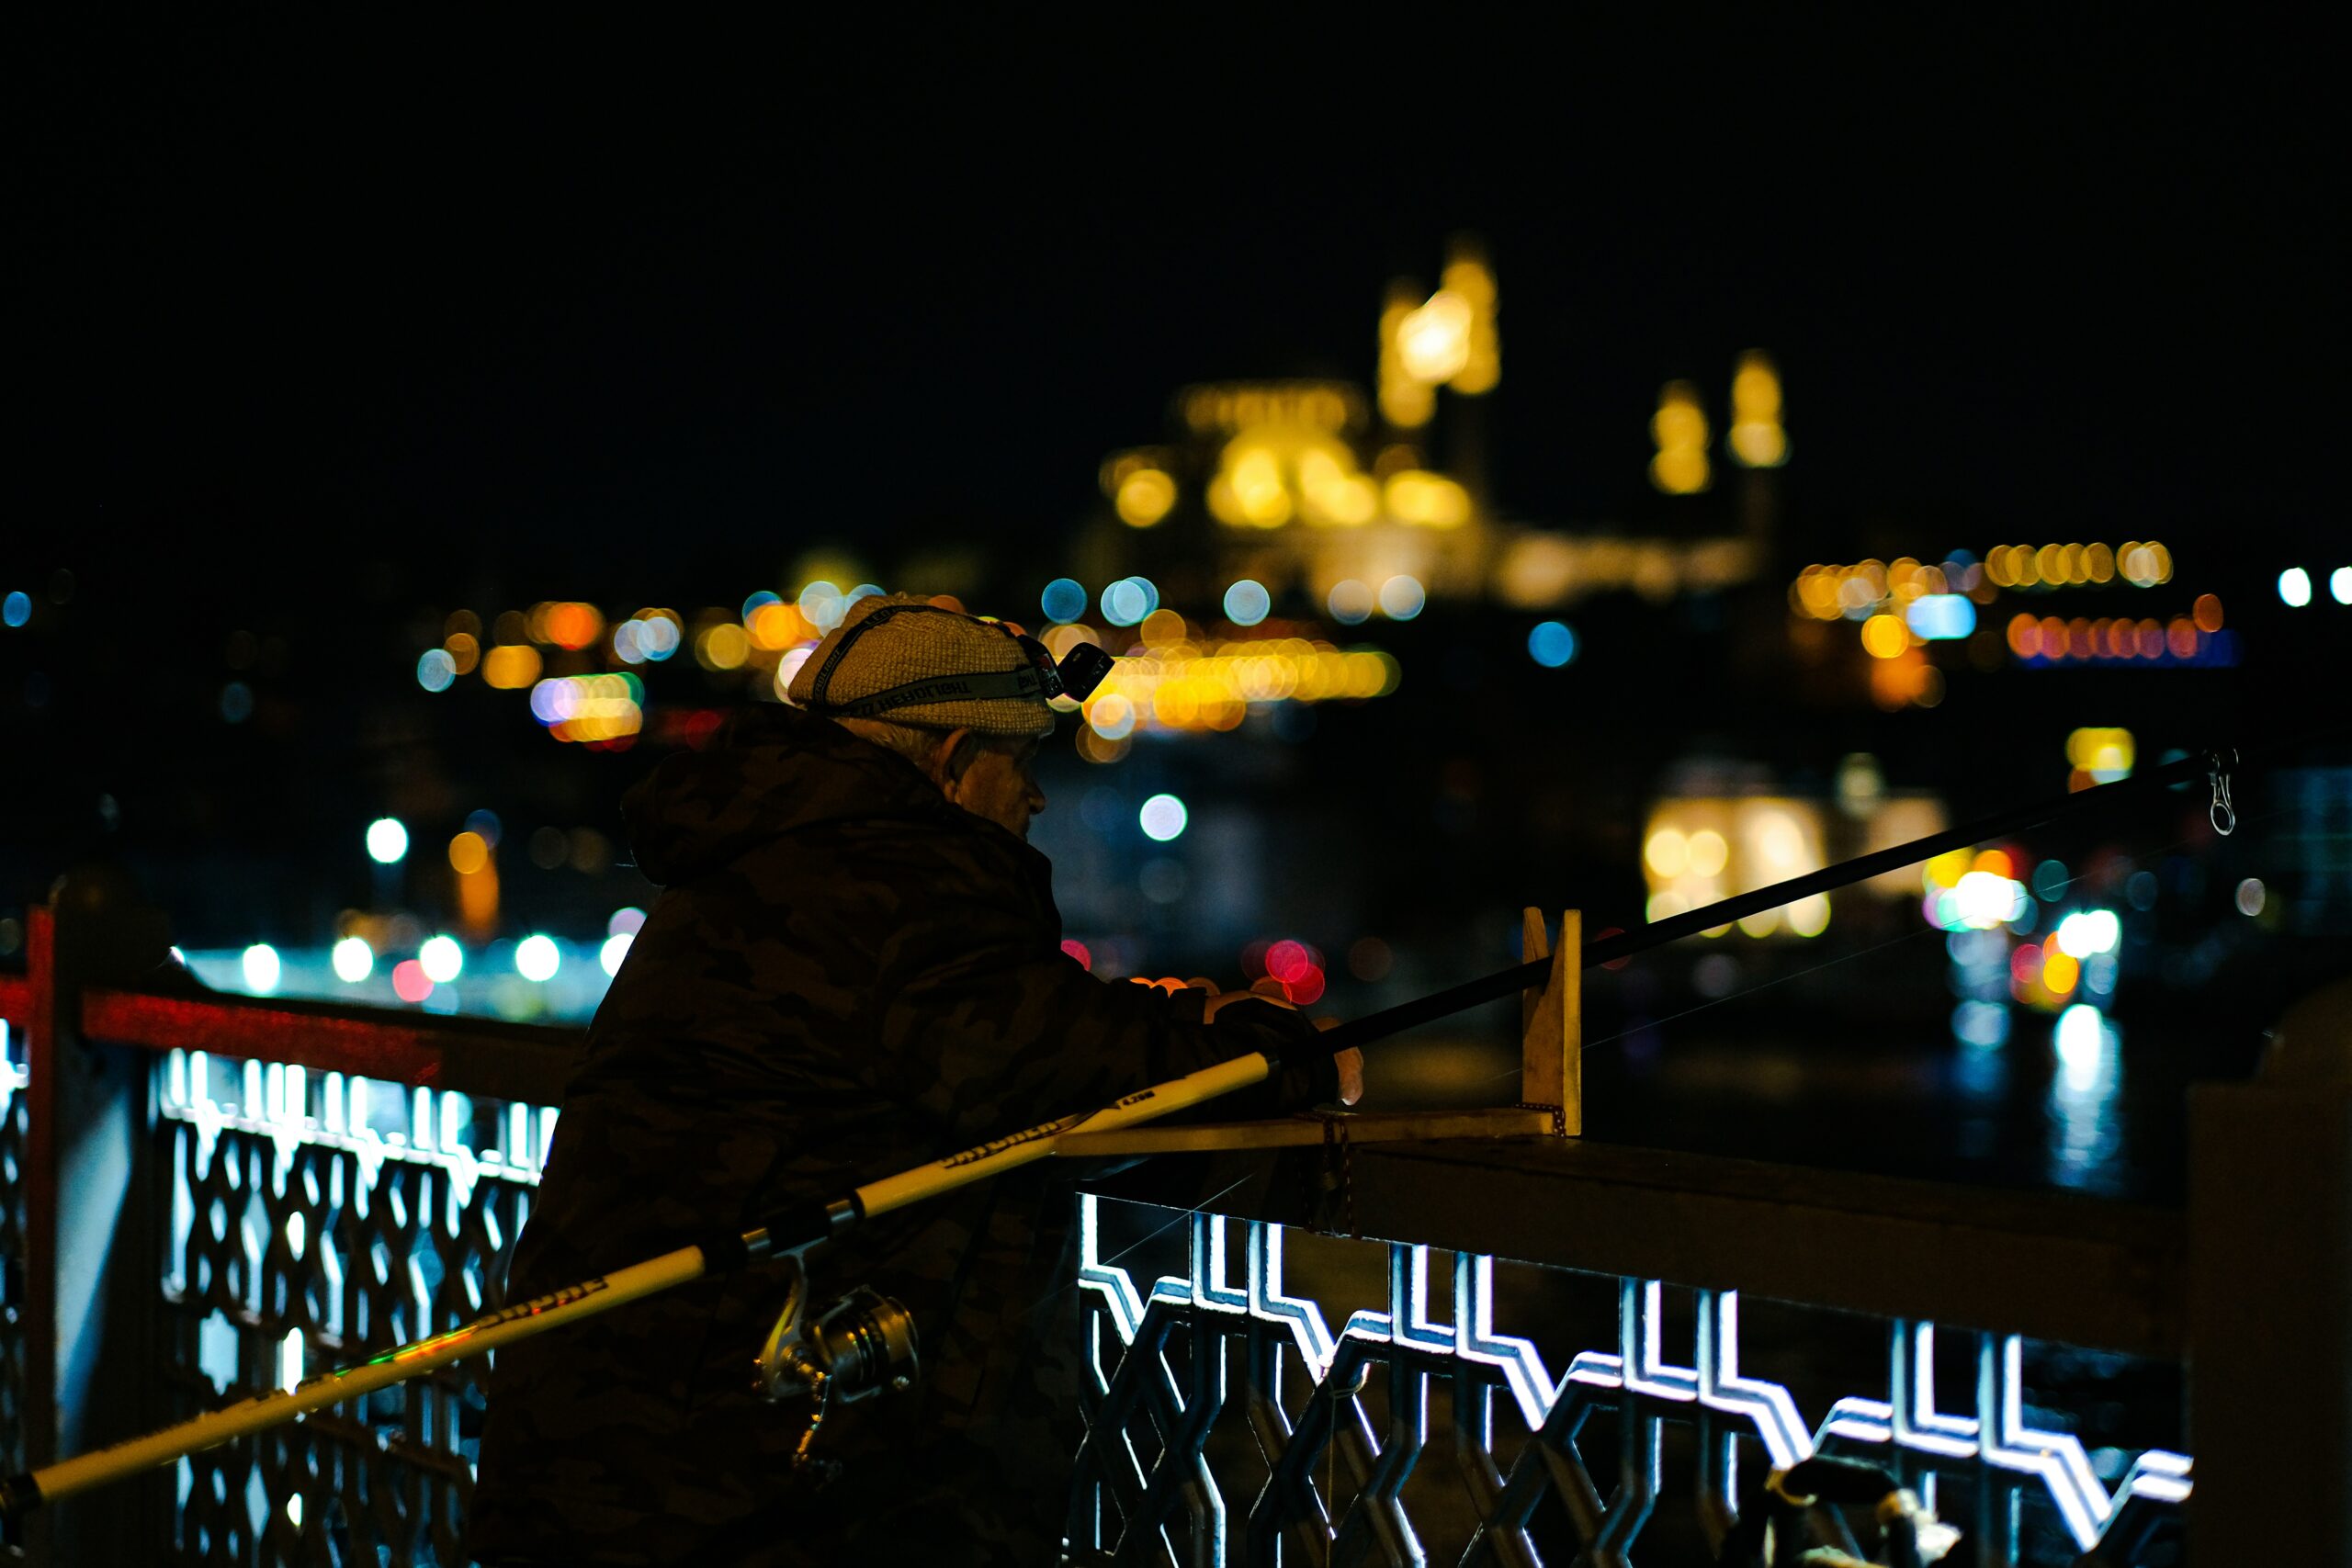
[
  {"x1": 366, "y1": 818, "x2": 409, "y2": 863},
  {"x1": 2278, "y1": 567, "x2": 2312, "y2": 607},
  {"x1": 1377, "y1": 575, "x2": 1426, "y2": 620},
  {"x1": 2053, "y1": 909, "x2": 2121, "y2": 959},
  {"x1": 416, "y1": 649, "x2": 457, "y2": 692},
  {"x1": 447, "y1": 831, "x2": 491, "y2": 876},
  {"x1": 1223, "y1": 580, "x2": 1271, "y2": 626},
  {"x1": 600, "y1": 931, "x2": 634, "y2": 976},
  {"x1": 391, "y1": 959, "x2": 433, "y2": 1004},
  {"x1": 1114, "y1": 468, "x2": 1177, "y2": 528},
  {"x1": 1138, "y1": 794, "x2": 1188, "y2": 842},
  {"x1": 514, "y1": 934, "x2": 561, "y2": 982},
  {"x1": 241, "y1": 943, "x2": 282, "y2": 995},
  {"x1": 419, "y1": 935, "x2": 464, "y2": 984},
  {"x1": 1328, "y1": 581, "x2": 1374, "y2": 625},
  {"x1": 799, "y1": 581, "x2": 846, "y2": 631},
  {"x1": 331, "y1": 937, "x2": 375, "y2": 983},
  {"x1": 1528, "y1": 621, "x2": 1578, "y2": 667},
  {"x1": 1041, "y1": 578, "x2": 1088, "y2": 624},
  {"x1": 1102, "y1": 578, "x2": 1152, "y2": 627},
  {"x1": 1, "y1": 592, "x2": 28, "y2": 628}
]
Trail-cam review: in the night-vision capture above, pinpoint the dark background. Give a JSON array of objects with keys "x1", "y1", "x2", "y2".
[
  {"x1": 6, "y1": 15, "x2": 2343, "y2": 944},
  {"x1": 17, "y1": 17, "x2": 2342, "y2": 588}
]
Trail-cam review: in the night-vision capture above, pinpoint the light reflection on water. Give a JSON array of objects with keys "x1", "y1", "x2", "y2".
[{"x1": 2048, "y1": 1004, "x2": 2123, "y2": 1194}]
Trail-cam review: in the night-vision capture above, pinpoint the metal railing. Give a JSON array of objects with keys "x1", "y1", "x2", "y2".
[
  {"x1": 1066, "y1": 1145, "x2": 2193, "y2": 1565},
  {"x1": 2, "y1": 882, "x2": 2346, "y2": 1563},
  {"x1": 0, "y1": 905, "x2": 578, "y2": 1567}
]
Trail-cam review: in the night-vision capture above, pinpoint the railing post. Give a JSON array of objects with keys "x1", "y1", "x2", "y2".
[
  {"x1": 2188, "y1": 1060, "x2": 2352, "y2": 1559},
  {"x1": 18, "y1": 906, "x2": 58, "y2": 1567},
  {"x1": 27, "y1": 874, "x2": 174, "y2": 1566}
]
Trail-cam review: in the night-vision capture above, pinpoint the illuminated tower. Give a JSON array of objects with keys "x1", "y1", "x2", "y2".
[
  {"x1": 1376, "y1": 235, "x2": 1499, "y2": 504},
  {"x1": 1726, "y1": 349, "x2": 1789, "y2": 570}
]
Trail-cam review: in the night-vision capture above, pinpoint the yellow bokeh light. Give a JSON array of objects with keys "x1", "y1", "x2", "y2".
[
  {"x1": 447, "y1": 831, "x2": 491, "y2": 876},
  {"x1": 1649, "y1": 381, "x2": 1710, "y2": 495},
  {"x1": 1216, "y1": 444, "x2": 1293, "y2": 528},
  {"x1": 1378, "y1": 284, "x2": 1437, "y2": 428},
  {"x1": 481, "y1": 644, "x2": 543, "y2": 689},
  {"x1": 1860, "y1": 614, "x2": 1910, "y2": 659},
  {"x1": 696, "y1": 623, "x2": 750, "y2": 671},
  {"x1": 1687, "y1": 829, "x2": 1729, "y2": 879},
  {"x1": 1750, "y1": 811, "x2": 1806, "y2": 870},
  {"x1": 747, "y1": 602, "x2": 811, "y2": 650},
  {"x1": 1396, "y1": 291, "x2": 1475, "y2": 385},
  {"x1": 1727, "y1": 350, "x2": 1788, "y2": 468},
  {"x1": 444, "y1": 631, "x2": 480, "y2": 675},
  {"x1": 1384, "y1": 469, "x2": 1472, "y2": 527},
  {"x1": 1114, "y1": 468, "x2": 1177, "y2": 528},
  {"x1": 1925, "y1": 848, "x2": 1973, "y2": 889},
  {"x1": 1439, "y1": 249, "x2": 1499, "y2": 395},
  {"x1": 2065, "y1": 727, "x2": 2135, "y2": 775},
  {"x1": 1138, "y1": 609, "x2": 1187, "y2": 646},
  {"x1": 1786, "y1": 893, "x2": 1831, "y2": 938},
  {"x1": 1645, "y1": 828, "x2": 1690, "y2": 877}
]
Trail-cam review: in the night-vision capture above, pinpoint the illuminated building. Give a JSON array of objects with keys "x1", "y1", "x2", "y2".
[{"x1": 1082, "y1": 242, "x2": 1779, "y2": 631}]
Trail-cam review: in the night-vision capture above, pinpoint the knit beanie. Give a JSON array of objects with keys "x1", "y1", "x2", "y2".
[{"x1": 786, "y1": 593, "x2": 1057, "y2": 737}]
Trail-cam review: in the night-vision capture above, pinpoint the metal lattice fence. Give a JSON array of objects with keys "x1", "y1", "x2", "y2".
[
  {"x1": 1069, "y1": 1196, "x2": 2190, "y2": 1567},
  {"x1": 158, "y1": 1048, "x2": 554, "y2": 1567}
]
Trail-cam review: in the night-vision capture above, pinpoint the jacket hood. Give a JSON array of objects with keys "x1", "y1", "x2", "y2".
[{"x1": 622, "y1": 704, "x2": 962, "y2": 886}]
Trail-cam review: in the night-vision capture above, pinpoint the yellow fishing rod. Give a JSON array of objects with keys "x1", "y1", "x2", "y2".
[{"x1": 0, "y1": 1049, "x2": 1277, "y2": 1518}]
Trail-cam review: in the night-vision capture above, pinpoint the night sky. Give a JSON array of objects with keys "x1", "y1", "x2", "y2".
[{"x1": 17, "y1": 17, "x2": 2341, "y2": 619}]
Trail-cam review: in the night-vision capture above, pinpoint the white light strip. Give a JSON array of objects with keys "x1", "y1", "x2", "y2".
[{"x1": 1080, "y1": 1204, "x2": 2194, "y2": 1557}]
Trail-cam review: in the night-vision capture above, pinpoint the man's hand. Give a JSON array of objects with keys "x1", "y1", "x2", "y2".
[
  {"x1": 1330, "y1": 1044, "x2": 1363, "y2": 1106},
  {"x1": 1206, "y1": 989, "x2": 1363, "y2": 1106}
]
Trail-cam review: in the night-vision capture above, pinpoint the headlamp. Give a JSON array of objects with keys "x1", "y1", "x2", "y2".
[{"x1": 1015, "y1": 634, "x2": 1115, "y2": 704}]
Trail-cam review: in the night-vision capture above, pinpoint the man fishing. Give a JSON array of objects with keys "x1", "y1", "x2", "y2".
[{"x1": 469, "y1": 593, "x2": 1360, "y2": 1565}]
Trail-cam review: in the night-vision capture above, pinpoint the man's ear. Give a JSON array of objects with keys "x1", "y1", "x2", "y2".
[{"x1": 929, "y1": 728, "x2": 975, "y2": 789}]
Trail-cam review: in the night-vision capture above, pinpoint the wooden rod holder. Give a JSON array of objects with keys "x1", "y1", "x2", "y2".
[{"x1": 1520, "y1": 908, "x2": 1582, "y2": 1137}]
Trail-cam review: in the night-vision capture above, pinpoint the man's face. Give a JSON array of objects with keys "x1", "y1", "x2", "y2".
[{"x1": 943, "y1": 734, "x2": 1046, "y2": 839}]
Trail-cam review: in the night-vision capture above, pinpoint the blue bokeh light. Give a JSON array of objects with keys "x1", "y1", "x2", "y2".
[
  {"x1": 1223, "y1": 580, "x2": 1271, "y2": 626},
  {"x1": 1528, "y1": 621, "x2": 1579, "y2": 667}
]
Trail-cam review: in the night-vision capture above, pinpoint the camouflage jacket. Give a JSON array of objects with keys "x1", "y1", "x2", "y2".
[{"x1": 469, "y1": 705, "x2": 1333, "y2": 1566}]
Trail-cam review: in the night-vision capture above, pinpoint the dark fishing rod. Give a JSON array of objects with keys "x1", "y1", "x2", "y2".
[{"x1": 1311, "y1": 740, "x2": 2261, "y2": 1058}]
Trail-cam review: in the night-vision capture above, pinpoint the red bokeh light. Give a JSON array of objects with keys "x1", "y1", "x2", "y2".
[
  {"x1": 1266, "y1": 941, "x2": 1312, "y2": 984},
  {"x1": 1059, "y1": 939, "x2": 1091, "y2": 970},
  {"x1": 391, "y1": 959, "x2": 434, "y2": 1003},
  {"x1": 1288, "y1": 964, "x2": 1327, "y2": 1005}
]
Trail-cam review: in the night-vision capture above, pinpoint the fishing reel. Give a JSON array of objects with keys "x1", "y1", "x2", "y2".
[{"x1": 754, "y1": 1257, "x2": 921, "y2": 1483}]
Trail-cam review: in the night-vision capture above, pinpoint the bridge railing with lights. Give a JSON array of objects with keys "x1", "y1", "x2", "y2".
[
  {"x1": 1067, "y1": 1141, "x2": 2202, "y2": 1567},
  {"x1": 0, "y1": 874, "x2": 2345, "y2": 1565},
  {"x1": 0, "y1": 904, "x2": 578, "y2": 1567}
]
